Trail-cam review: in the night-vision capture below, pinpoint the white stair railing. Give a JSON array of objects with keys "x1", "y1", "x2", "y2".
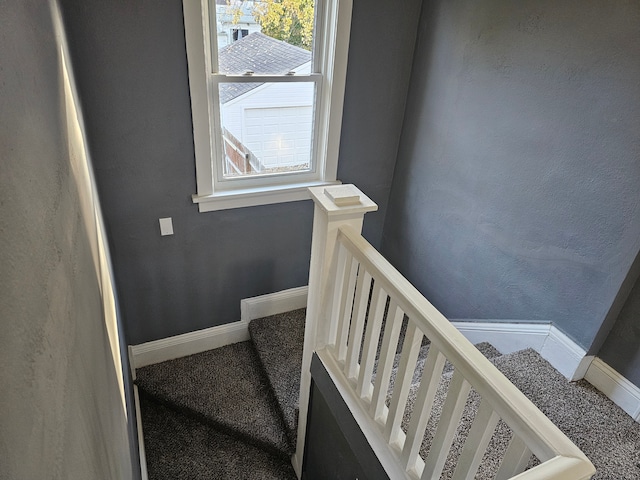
[{"x1": 294, "y1": 184, "x2": 595, "y2": 480}]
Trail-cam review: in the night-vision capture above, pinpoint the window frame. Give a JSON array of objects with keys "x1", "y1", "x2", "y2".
[{"x1": 182, "y1": 0, "x2": 353, "y2": 212}]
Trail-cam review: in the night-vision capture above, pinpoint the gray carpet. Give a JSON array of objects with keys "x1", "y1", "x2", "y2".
[
  {"x1": 383, "y1": 341, "x2": 502, "y2": 392},
  {"x1": 135, "y1": 341, "x2": 292, "y2": 457},
  {"x1": 137, "y1": 310, "x2": 640, "y2": 480},
  {"x1": 492, "y1": 349, "x2": 640, "y2": 480},
  {"x1": 397, "y1": 348, "x2": 640, "y2": 479},
  {"x1": 139, "y1": 393, "x2": 297, "y2": 480},
  {"x1": 249, "y1": 308, "x2": 306, "y2": 445}
]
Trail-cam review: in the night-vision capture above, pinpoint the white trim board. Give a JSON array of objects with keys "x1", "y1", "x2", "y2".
[
  {"x1": 130, "y1": 320, "x2": 250, "y2": 369},
  {"x1": 241, "y1": 285, "x2": 308, "y2": 322},
  {"x1": 585, "y1": 358, "x2": 640, "y2": 422},
  {"x1": 450, "y1": 320, "x2": 640, "y2": 422},
  {"x1": 540, "y1": 326, "x2": 592, "y2": 381},
  {"x1": 128, "y1": 346, "x2": 149, "y2": 480},
  {"x1": 130, "y1": 286, "x2": 308, "y2": 369},
  {"x1": 451, "y1": 321, "x2": 550, "y2": 355},
  {"x1": 450, "y1": 321, "x2": 591, "y2": 381},
  {"x1": 133, "y1": 385, "x2": 149, "y2": 480}
]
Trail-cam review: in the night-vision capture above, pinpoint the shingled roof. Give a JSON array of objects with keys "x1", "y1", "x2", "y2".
[{"x1": 219, "y1": 32, "x2": 311, "y2": 104}]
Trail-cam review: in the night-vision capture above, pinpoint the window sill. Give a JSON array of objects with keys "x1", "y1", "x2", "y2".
[{"x1": 191, "y1": 180, "x2": 342, "y2": 212}]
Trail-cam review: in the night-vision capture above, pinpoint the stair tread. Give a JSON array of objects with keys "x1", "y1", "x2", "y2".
[
  {"x1": 247, "y1": 307, "x2": 505, "y2": 450},
  {"x1": 382, "y1": 341, "x2": 502, "y2": 393},
  {"x1": 249, "y1": 308, "x2": 306, "y2": 445},
  {"x1": 491, "y1": 349, "x2": 640, "y2": 479},
  {"x1": 139, "y1": 393, "x2": 297, "y2": 480},
  {"x1": 395, "y1": 348, "x2": 640, "y2": 479},
  {"x1": 135, "y1": 341, "x2": 292, "y2": 456}
]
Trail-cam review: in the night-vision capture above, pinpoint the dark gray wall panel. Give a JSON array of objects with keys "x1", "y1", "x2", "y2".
[
  {"x1": 59, "y1": 0, "x2": 420, "y2": 344},
  {"x1": 303, "y1": 355, "x2": 389, "y2": 480},
  {"x1": 599, "y1": 275, "x2": 640, "y2": 387},
  {"x1": 382, "y1": 0, "x2": 640, "y2": 349},
  {"x1": 590, "y1": 249, "x2": 640, "y2": 356},
  {"x1": 338, "y1": 0, "x2": 423, "y2": 248}
]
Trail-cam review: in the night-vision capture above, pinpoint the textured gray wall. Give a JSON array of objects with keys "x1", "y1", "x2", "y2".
[
  {"x1": 59, "y1": 0, "x2": 421, "y2": 344},
  {"x1": 0, "y1": 1, "x2": 135, "y2": 478},
  {"x1": 599, "y1": 272, "x2": 640, "y2": 387},
  {"x1": 383, "y1": 0, "x2": 640, "y2": 349},
  {"x1": 338, "y1": 0, "x2": 423, "y2": 247}
]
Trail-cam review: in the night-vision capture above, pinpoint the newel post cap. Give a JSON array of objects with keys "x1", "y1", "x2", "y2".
[{"x1": 308, "y1": 184, "x2": 378, "y2": 216}]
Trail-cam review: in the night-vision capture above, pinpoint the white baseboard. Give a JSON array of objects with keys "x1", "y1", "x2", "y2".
[
  {"x1": 451, "y1": 321, "x2": 551, "y2": 355},
  {"x1": 241, "y1": 285, "x2": 308, "y2": 322},
  {"x1": 540, "y1": 326, "x2": 591, "y2": 381},
  {"x1": 127, "y1": 346, "x2": 148, "y2": 480},
  {"x1": 449, "y1": 320, "x2": 640, "y2": 421},
  {"x1": 130, "y1": 320, "x2": 250, "y2": 369},
  {"x1": 130, "y1": 286, "x2": 309, "y2": 369},
  {"x1": 451, "y1": 321, "x2": 592, "y2": 381},
  {"x1": 133, "y1": 385, "x2": 149, "y2": 480},
  {"x1": 585, "y1": 358, "x2": 640, "y2": 422}
]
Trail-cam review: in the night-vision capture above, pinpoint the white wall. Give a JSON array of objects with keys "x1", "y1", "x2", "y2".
[
  {"x1": 0, "y1": 1, "x2": 134, "y2": 478},
  {"x1": 216, "y1": 2, "x2": 261, "y2": 48}
]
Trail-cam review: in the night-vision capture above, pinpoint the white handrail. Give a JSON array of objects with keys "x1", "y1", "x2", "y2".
[
  {"x1": 296, "y1": 184, "x2": 595, "y2": 480},
  {"x1": 323, "y1": 226, "x2": 595, "y2": 479},
  {"x1": 337, "y1": 227, "x2": 589, "y2": 460}
]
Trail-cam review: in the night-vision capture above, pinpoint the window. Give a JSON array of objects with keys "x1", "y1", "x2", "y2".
[
  {"x1": 183, "y1": 0, "x2": 353, "y2": 211},
  {"x1": 232, "y1": 28, "x2": 249, "y2": 41}
]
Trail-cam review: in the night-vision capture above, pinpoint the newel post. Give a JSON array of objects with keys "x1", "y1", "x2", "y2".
[{"x1": 292, "y1": 184, "x2": 377, "y2": 476}]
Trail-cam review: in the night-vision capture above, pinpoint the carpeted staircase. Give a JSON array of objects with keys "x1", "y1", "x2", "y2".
[{"x1": 136, "y1": 309, "x2": 640, "y2": 480}]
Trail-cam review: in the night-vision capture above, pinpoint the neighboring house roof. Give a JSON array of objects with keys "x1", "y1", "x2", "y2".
[{"x1": 219, "y1": 32, "x2": 311, "y2": 104}]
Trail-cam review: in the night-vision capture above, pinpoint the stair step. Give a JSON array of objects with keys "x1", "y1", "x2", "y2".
[
  {"x1": 136, "y1": 317, "x2": 640, "y2": 480},
  {"x1": 135, "y1": 341, "x2": 292, "y2": 457},
  {"x1": 491, "y1": 349, "x2": 640, "y2": 479},
  {"x1": 384, "y1": 341, "x2": 503, "y2": 393},
  {"x1": 249, "y1": 308, "x2": 305, "y2": 446},
  {"x1": 138, "y1": 392, "x2": 297, "y2": 480},
  {"x1": 395, "y1": 348, "x2": 521, "y2": 478},
  {"x1": 395, "y1": 348, "x2": 640, "y2": 479}
]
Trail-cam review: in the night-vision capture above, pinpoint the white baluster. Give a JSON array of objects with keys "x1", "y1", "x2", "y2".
[
  {"x1": 495, "y1": 435, "x2": 532, "y2": 480},
  {"x1": 345, "y1": 269, "x2": 373, "y2": 380},
  {"x1": 326, "y1": 243, "x2": 348, "y2": 348},
  {"x1": 401, "y1": 345, "x2": 446, "y2": 471},
  {"x1": 370, "y1": 299, "x2": 404, "y2": 422},
  {"x1": 336, "y1": 257, "x2": 359, "y2": 363},
  {"x1": 385, "y1": 321, "x2": 423, "y2": 448},
  {"x1": 422, "y1": 370, "x2": 472, "y2": 480},
  {"x1": 451, "y1": 398, "x2": 500, "y2": 480},
  {"x1": 356, "y1": 282, "x2": 387, "y2": 399}
]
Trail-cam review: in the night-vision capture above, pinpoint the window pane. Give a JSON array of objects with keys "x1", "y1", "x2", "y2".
[
  {"x1": 214, "y1": 0, "x2": 315, "y2": 74},
  {"x1": 218, "y1": 81, "x2": 315, "y2": 178}
]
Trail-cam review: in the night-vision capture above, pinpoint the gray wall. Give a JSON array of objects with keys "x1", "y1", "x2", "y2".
[
  {"x1": 599, "y1": 271, "x2": 640, "y2": 387},
  {"x1": 0, "y1": 1, "x2": 135, "y2": 478},
  {"x1": 383, "y1": 0, "x2": 640, "y2": 349},
  {"x1": 59, "y1": 0, "x2": 421, "y2": 345}
]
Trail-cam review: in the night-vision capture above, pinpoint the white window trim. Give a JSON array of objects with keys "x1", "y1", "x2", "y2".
[{"x1": 182, "y1": 0, "x2": 353, "y2": 212}]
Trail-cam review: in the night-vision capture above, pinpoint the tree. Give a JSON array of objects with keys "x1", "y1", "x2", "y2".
[
  {"x1": 254, "y1": 0, "x2": 314, "y2": 50},
  {"x1": 226, "y1": 0, "x2": 314, "y2": 50}
]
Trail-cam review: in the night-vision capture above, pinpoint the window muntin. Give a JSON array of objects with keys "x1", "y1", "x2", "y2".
[{"x1": 232, "y1": 28, "x2": 249, "y2": 41}]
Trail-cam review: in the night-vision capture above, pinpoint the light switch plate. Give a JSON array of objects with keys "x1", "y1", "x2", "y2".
[{"x1": 159, "y1": 217, "x2": 174, "y2": 236}]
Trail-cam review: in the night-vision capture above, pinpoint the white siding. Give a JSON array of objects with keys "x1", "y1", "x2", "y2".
[
  {"x1": 244, "y1": 105, "x2": 313, "y2": 167},
  {"x1": 221, "y1": 80, "x2": 315, "y2": 168}
]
